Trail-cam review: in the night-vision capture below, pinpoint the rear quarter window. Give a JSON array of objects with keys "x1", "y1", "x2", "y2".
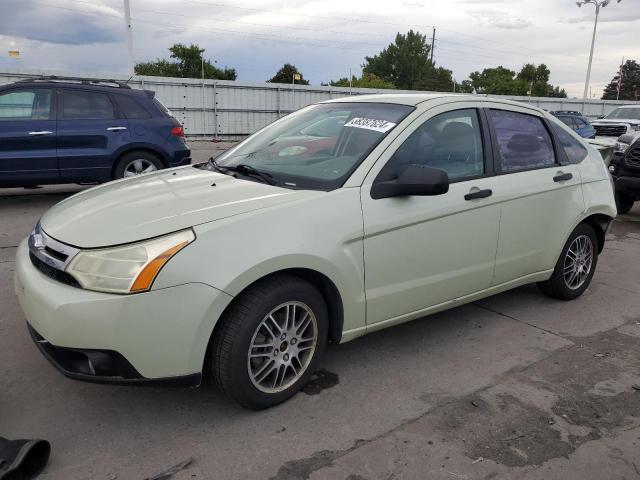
[
  {"x1": 550, "y1": 121, "x2": 589, "y2": 164},
  {"x1": 113, "y1": 94, "x2": 151, "y2": 119}
]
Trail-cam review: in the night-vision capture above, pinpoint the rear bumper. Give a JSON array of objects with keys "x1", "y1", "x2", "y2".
[
  {"x1": 614, "y1": 175, "x2": 640, "y2": 197},
  {"x1": 169, "y1": 148, "x2": 191, "y2": 167}
]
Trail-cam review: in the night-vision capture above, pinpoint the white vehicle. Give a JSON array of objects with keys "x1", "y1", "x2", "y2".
[
  {"x1": 15, "y1": 95, "x2": 616, "y2": 409},
  {"x1": 591, "y1": 105, "x2": 640, "y2": 137}
]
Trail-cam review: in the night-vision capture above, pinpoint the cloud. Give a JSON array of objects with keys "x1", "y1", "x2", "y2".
[
  {"x1": 0, "y1": 0, "x2": 121, "y2": 45},
  {"x1": 559, "y1": 12, "x2": 640, "y2": 24},
  {"x1": 467, "y1": 10, "x2": 532, "y2": 29}
]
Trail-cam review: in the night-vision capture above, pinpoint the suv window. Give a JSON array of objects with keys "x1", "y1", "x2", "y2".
[
  {"x1": 377, "y1": 109, "x2": 484, "y2": 182},
  {"x1": 0, "y1": 89, "x2": 52, "y2": 120},
  {"x1": 61, "y1": 90, "x2": 115, "y2": 120},
  {"x1": 550, "y1": 122, "x2": 588, "y2": 164},
  {"x1": 558, "y1": 116, "x2": 577, "y2": 130},
  {"x1": 489, "y1": 110, "x2": 555, "y2": 172},
  {"x1": 113, "y1": 94, "x2": 151, "y2": 119}
]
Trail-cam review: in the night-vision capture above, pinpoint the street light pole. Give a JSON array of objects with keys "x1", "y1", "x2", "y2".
[
  {"x1": 123, "y1": 0, "x2": 134, "y2": 76},
  {"x1": 577, "y1": 0, "x2": 622, "y2": 99}
]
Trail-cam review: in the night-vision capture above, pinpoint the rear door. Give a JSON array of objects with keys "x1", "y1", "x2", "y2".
[
  {"x1": 486, "y1": 106, "x2": 585, "y2": 285},
  {"x1": 56, "y1": 88, "x2": 129, "y2": 182},
  {"x1": 0, "y1": 87, "x2": 57, "y2": 186}
]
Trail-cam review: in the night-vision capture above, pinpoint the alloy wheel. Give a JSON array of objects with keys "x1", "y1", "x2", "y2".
[
  {"x1": 247, "y1": 301, "x2": 318, "y2": 394},
  {"x1": 123, "y1": 159, "x2": 158, "y2": 177},
  {"x1": 563, "y1": 234, "x2": 594, "y2": 290}
]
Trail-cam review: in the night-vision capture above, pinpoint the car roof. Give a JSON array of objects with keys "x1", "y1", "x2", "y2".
[
  {"x1": 1, "y1": 79, "x2": 151, "y2": 97},
  {"x1": 322, "y1": 93, "x2": 546, "y2": 113}
]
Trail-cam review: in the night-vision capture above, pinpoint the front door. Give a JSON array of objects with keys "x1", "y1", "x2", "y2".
[
  {"x1": 56, "y1": 88, "x2": 129, "y2": 183},
  {"x1": 0, "y1": 88, "x2": 57, "y2": 186},
  {"x1": 361, "y1": 104, "x2": 501, "y2": 327}
]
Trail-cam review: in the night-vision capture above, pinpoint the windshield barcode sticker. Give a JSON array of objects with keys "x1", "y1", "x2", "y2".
[{"x1": 344, "y1": 117, "x2": 397, "y2": 133}]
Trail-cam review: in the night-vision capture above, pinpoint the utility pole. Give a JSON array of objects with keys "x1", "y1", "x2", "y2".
[
  {"x1": 616, "y1": 56, "x2": 624, "y2": 100},
  {"x1": 577, "y1": 0, "x2": 623, "y2": 99},
  {"x1": 123, "y1": 0, "x2": 134, "y2": 76},
  {"x1": 430, "y1": 27, "x2": 436, "y2": 63}
]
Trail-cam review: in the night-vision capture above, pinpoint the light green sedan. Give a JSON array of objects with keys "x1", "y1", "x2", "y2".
[{"x1": 15, "y1": 95, "x2": 616, "y2": 409}]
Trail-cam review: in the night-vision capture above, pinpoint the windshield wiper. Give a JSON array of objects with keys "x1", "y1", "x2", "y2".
[{"x1": 209, "y1": 159, "x2": 276, "y2": 185}]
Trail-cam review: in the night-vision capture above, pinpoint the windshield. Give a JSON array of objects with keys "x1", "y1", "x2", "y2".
[
  {"x1": 211, "y1": 102, "x2": 414, "y2": 190},
  {"x1": 605, "y1": 107, "x2": 640, "y2": 120}
]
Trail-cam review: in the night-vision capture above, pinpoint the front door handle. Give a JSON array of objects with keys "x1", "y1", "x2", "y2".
[
  {"x1": 553, "y1": 172, "x2": 573, "y2": 182},
  {"x1": 107, "y1": 126, "x2": 127, "y2": 131},
  {"x1": 464, "y1": 188, "x2": 493, "y2": 200},
  {"x1": 28, "y1": 131, "x2": 53, "y2": 136}
]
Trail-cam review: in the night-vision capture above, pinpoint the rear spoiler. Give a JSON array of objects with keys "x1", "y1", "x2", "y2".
[{"x1": 143, "y1": 89, "x2": 155, "y2": 98}]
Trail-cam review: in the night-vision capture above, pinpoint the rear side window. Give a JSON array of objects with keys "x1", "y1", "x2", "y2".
[
  {"x1": 550, "y1": 122, "x2": 588, "y2": 164},
  {"x1": 489, "y1": 110, "x2": 556, "y2": 172},
  {"x1": 0, "y1": 89, "x2": 52, "y2": 120},
  {"x1": 113, "y1": 94, "x2": 151, "y2": 119},
  {"x1": 61, "y1": 90, "x2": 114, "y2": 120}
]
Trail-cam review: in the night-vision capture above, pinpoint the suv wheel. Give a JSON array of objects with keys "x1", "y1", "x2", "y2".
[
  {"x1": 615, "y1": 190, "x2": 635, "y2": 215},
  {"x1": 211, "y1": 275, "x2": 328, "y2": 409},
  {"x1": 114, "y1": 151, "x2": 164, "y2": 179},
  {"x1": 538, "y1": 223, "x2": 598, "y2": 301}
]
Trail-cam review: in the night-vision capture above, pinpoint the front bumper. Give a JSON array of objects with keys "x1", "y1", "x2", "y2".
[{"x1": 14, "y1": 240, "x2": 233, "y2": 383}]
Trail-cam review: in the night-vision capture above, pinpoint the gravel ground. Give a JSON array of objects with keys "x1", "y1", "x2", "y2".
[{"x1": 1, "y1": 145, "x2": 639, "y2": 479}]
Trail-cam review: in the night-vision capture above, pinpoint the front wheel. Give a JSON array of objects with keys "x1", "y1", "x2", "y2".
[
  {"x1": 210, "y1": 275, "x2": 328, "y2": 409},
  {"x1": 615, "y1": 190, "x2": 635, "y2": 215},
  {"x1": 538, "y1": 223, "x2": 598, "y2": 301}
]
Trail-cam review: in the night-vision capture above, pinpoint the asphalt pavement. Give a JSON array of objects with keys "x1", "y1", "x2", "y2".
[{"x1": 1, "y1": 141, "x2": 639, "y2": 479}]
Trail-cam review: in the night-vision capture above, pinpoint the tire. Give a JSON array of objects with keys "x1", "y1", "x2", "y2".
[
  {"x1": 538, "y1": 223, "x2": 598, "y2": 301},
  {"x1": 113, "y1": 151, "x2": 164, "y2": 180},
  {"x1": 211, "y1": 275, "x2": 328, "y2": 409},
  {"x1": 615, "y1": 190, "x2": 635, "y2": 215}
]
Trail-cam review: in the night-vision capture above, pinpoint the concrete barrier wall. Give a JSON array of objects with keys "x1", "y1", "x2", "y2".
[{"x1": 2, "y1": 67, "x2": 637, "y2": 139}]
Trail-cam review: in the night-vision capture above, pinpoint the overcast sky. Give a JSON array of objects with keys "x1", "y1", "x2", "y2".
[{"x1": 0, "y1": 0, "x2": 638, "y2": 98}]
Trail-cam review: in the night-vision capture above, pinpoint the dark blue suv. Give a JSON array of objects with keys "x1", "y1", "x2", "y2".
[{"x1": 0, "y1": 76, "x2": 190, "y2": 188}]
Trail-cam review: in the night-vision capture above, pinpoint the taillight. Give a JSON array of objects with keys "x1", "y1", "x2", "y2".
[{"x1": 170, "y1": 126, "x2": 184, "y2": 137}]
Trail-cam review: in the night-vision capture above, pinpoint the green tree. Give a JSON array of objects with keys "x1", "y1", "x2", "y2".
[
  {"x1": 135, "y1": 44, "x2": 237, "y2": 80},
  {"x1": 602, "y1": 60, "x2": 640, "y2": 101},
  {"x1": 466, "y1": 64, "x2": 566, "y2": 98},
  {"x1": 329, "y1": 73, "x2": 396, "y2": 89},
  {"x1": 468, "y1": 66, "x2": 518, "y2": 95},
  {"x1": 268, "y1": 64, "x2": 309, "y2": 85},
  {"x1": 362, "y1": 30, "x2": 453, "y2": 91}
]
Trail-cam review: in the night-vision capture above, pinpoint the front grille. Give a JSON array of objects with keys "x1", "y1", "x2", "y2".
[
  {"x1": 594, "y1": 124, "x2": 628, "y2": 137},
  {"x1": 625, "y1": 142, "x2": 640, "y2": 169},
  {"x1": 29, "y1": 251, "x2": 80, "y2": 288}
]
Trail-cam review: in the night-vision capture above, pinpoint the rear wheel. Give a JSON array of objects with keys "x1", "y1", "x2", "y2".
[
  {"x1": 211, "y1": 275, "x2": 328, "y2": 409},
  {"x1": 113, "y1": 151, "x2": 164, "y2": 180},
  {"x1": 538, "y1": 223, "x2": 598, "y2": 301},
  {"x1": 615, "y1": 190, "x2": 635, "y2": 215}
]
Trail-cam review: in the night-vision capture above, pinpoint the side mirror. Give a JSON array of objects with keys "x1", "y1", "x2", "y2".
[
  {"x1": 371, "y1": 164, "x2": 449, "y2": 200},
  {"x1": 598, "y1": 115, "x2": 605, "y2": 119}
]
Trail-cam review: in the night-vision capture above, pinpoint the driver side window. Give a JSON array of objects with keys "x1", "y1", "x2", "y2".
[{"x1": 377, "y1": 109, "x2": 484, "y2": 182}]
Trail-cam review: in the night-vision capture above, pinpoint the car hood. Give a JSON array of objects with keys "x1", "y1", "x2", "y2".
[
  {"x1": 592, "y1": 118, "x2": 640, "y2": 125},
  {"x1": 40, "y1": 166, "x2": 321, "y2": 248}
]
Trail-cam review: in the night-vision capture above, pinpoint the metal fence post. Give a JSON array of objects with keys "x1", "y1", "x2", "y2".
[
  {"x1": 213, "y1": 82, "x2": 218, "y2": 141},
  {"x1": 277, "y1": 86, "x2": 281, "y2": 118}
]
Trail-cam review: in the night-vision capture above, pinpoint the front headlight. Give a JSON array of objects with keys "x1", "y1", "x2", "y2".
[
  {"x1": 66, "y1": 229, "x2": 195, "y2": 294},
  {"x1": 614, "y1": 141, "x2": 630, "y2": 153}
]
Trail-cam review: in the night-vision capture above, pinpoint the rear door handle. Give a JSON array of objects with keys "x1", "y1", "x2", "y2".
[
  {"x1": 464, "y1": 188, "x2": 492, "y2": 200},
  {"x1": 553, "y1": 172, "x2": 573, "y2": 182},
  {"x1": 107, "y1": 126, "x2": 127, "y2": 131},
  {"x1": 28, "y1": 131, "x2": 53, "y2": 136}
]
